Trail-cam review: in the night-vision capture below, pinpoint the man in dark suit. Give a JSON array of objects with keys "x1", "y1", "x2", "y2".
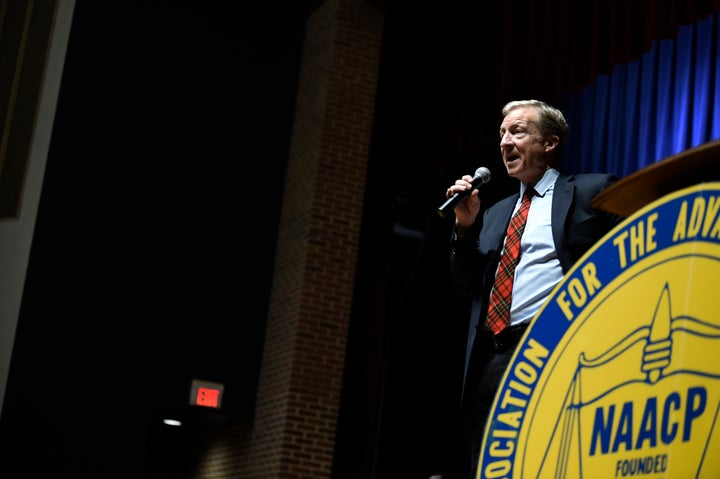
[{"x1": 442, "y1": 99, "x2": 625, "y2": 479}]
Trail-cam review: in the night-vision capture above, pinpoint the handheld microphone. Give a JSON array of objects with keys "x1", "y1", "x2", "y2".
[{"x1": 437, "y1": 167, "x2": 491, "y2": 218}]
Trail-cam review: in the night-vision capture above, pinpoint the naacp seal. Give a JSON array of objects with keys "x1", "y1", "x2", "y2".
[{"x1": 479, "y1": 182, "x2": 720, "y2": 479}]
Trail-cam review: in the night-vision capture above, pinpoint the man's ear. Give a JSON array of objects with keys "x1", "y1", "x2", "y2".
[{"x1": 544, "y1": 135, "x2": 559, "y2": 152}]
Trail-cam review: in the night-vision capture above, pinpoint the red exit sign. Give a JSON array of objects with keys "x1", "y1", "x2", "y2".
[{"x1": 190, "y1": 379, "x2": 224, "y2": 409}]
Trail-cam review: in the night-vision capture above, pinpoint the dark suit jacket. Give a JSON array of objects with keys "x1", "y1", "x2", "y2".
[{"x1": 449, "y1": 172, "x2": 625, "y2": 407}]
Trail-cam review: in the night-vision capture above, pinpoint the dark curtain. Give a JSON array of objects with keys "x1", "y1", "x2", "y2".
[
  {"x1": 562, "y1": 9, "x2": 720, "y2": 176},
  {"x1": 497, "y1": 1, "x2": 720, "y2": 177},
  {"x1": 501, "y1": 1, "x2": 720, "y2": 98}
]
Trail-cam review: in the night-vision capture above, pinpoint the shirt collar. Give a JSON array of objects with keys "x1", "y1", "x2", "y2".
[{"x1": 522, "y1": 168, "x2": 559, "y2": 198}]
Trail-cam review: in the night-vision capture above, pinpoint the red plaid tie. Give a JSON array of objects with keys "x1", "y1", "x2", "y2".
[{"x1": 486, "y1": 190, "x2": 533, "y2": 335}]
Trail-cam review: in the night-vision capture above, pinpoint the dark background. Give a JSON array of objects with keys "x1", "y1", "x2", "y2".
[{"x1": 2, "y1": 1, "x2": 330, "y2": 475}]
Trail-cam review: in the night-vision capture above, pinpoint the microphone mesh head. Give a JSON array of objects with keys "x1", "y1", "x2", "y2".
[{"x1": 474, "y1": 167, "x2": 491, "y2": 183}]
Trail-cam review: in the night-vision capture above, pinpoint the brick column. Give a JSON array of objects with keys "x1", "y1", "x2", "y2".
[{"x1": 190, "y1": 1, "x2": 385, "y2": 478}]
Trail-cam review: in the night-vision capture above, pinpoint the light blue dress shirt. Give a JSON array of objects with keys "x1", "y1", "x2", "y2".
[{"x1": 506, "y1": 168, "x2": 564, "y2": 326}]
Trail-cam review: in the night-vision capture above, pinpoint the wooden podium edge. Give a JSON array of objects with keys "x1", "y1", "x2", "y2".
[{"x1": 592, "y1": 139, "x2": 720, "y2": 217}]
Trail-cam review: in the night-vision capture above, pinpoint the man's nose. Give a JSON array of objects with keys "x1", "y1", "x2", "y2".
[{"x1": 500, "y1": 131, "x2": 513, "y2": 147}]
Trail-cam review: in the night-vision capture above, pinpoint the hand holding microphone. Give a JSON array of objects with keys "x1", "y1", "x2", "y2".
[{"x1": 437, "y1": 167, "x2": 491, "y2": 218}]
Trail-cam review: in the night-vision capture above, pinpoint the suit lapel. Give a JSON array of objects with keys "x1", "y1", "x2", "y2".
[
  {"x1": 552, "y1": 174, "x2": 574, "y2": 270},
  {"x1": 498, "y1": 194, "x2": 519, "y2": 240}
]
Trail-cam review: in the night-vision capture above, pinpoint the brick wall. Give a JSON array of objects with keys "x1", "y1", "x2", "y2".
[{"x1": 189, "y1": 1, "x2": 384, "y2": 477}]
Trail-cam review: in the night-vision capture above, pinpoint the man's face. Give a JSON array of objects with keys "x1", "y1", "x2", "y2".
[{"x1": 499, "y1": 106, "x2": 552, "y2": 185}]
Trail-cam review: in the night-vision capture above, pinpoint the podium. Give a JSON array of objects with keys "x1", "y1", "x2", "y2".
[{"x1": 592, "y1": 139, "x2": 720, "y2": 216}]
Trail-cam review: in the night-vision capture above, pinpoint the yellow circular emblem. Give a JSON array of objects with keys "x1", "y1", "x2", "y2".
[{"x1": 480, "y1": 182, "x2": 720, "y2": 479}]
